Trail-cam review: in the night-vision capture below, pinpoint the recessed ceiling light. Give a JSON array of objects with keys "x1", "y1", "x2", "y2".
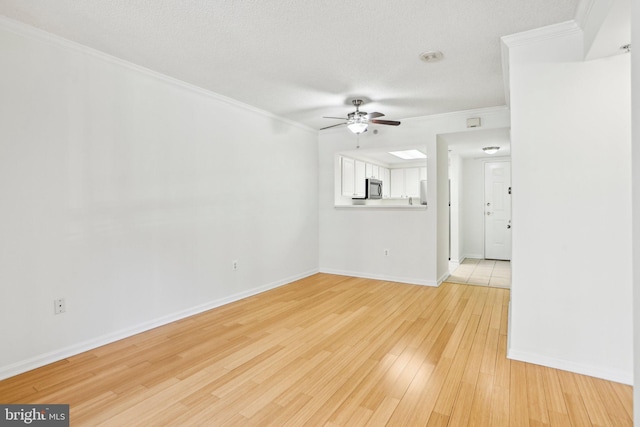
[
  {"x1": 482, "y1": 146, "x2": 500, "y2": 154},
  {"x1": 419, "y1": 51, "x2": 443, "y2": 63},
  {"x1": 389, "y1": 149, "x2": 427, "y2": 160}
]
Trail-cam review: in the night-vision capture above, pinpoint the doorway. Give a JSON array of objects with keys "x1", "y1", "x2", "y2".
[
  {"x1": 441, "y1": 128, "x2": 512, "y2": 287},
  {"x1": 484, "y1": 161, "x2": 512, "y2": 260}
]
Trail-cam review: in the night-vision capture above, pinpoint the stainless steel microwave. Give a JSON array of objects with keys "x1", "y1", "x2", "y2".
[{"x1": 365, "y1": 178, "x2": 383, "y2": 199}]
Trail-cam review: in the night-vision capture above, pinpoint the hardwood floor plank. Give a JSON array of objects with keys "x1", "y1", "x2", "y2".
[
  {"x1": 592, "y1": 378, "x2": 634, "y2": 426},
  {"x1": 543, "y1": 366, "x2": 569, "y2": 416},
  {"x1": 426, "y1": 411, "x2": 450, "y2": 427},
  {"x1": 510, "y1": 360, "x2": 531, "y2": 426},
  {"x1": 258, "y1": 392, "x2": 313, "y2": 427},
  {"x1": 432, "y1": 314, "x2": 480, "y2": 416},
  {"x1": 365, "y1": 396, "x2": 400, "y2": 426},
  {"x1": 448, "y1": 381, "x2": 477, "y2": 426},
  {"x1": 574, "y1": 374, "x2": 614, "y2": 427},
  {"x1": 557, "y1": 370, "x2": 593, "y2": 427},
  {"x1": 526, "y1": 363, "x2": 551, "y2": 426},
  {"x1": 468, "y1": 372, "x2": 494, "y2": 426},
  {"x1": 493, "y1": 334, "x2": 511, "y2": 390},
  {"x1": 237, "y1": 350, "x2": 332, "y2": 418},
  {"x1": 0, "y1": 274, "x2": 632, "y2": 426},
  {"x1": 281, "y1": 349, "x2": 378, "y2": 426},
  {"x1": 489, "y1": 384, "x2": 510, "y2": 427},
  {"x1": 325, "y1": 354, "x2": 397, "y2": 425},
  {"x1": 610, "y1": 380, "x2": 634, "y2": 421}
]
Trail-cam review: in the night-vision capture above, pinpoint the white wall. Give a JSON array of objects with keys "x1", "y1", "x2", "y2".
[
  {"x1": 461, "y1": 158, "x2": 485, "y2": 259},
  {"x1": 436, "y1": 137, "x2": 450, "y2": 280},
  {"x1": 505, "y1": 23, "x2": 633, "y2": 383},
  {"x1": 449, "y1": 153, "x2": 462, "y2": 264},
  {"x1": 0, "y1": 20, "x2": 319, "y2": 379},
  {"x1": 631, "y1": 0, "x2": 640, "y2": 420},
  {"x1": 318, "y1": 107, "x2": 509, "y2": 286}
]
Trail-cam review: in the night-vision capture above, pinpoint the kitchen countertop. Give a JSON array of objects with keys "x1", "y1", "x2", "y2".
[{"x1": 334, "y1": 204, "x2": 427, "y2": 210}]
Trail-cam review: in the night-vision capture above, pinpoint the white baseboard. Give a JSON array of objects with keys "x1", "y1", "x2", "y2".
[
  {"x1": 437, "y1": 272, "x2": 450, "y2": 286},
  {"x1": 0, "y1": 269, "x2": 318, "y2": 381},
  {"x1": 318, "y1": 268, "x2": 439, "y2": 287},
  {"x1": 449, "y1": 256, "x2": 465, "y2": 266},
  {"x1": 507, "y1": 348, "x2": 632, "y2": 385}
]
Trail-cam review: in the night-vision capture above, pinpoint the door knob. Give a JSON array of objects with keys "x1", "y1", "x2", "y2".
[{"x1": 486, "y1": 212, "x2": 492, "y2": 216}]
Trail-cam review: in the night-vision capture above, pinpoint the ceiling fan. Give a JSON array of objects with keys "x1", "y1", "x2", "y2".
[{"x1": 321, "y1": 99, "x2": 401, "y2": 134}]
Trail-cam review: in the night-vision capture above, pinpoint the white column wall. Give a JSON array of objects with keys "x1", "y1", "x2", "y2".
[
  {"x1": 461, "y1": 158, "x2": 486, "y2": 259},
  {"x1": 449, "y1": 153, "x2": 462, "y2": 265},
  {"x1": 506, "y1": 25, "x2": 632, "y2": 383}
]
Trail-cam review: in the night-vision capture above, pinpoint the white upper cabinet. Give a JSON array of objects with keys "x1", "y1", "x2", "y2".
[
  {"x1": 354, "y1": 159, "x2": 366, "y2": 197},
  {"x1": 390, "y1": 167, "x2": 427, "y2": 198},
  {"x1": 365, "y1": 163, "x2": 380, "y2": 179},
  {"x1": 341, "y1": 156, "x2": 366, "y2": 198},
  {"x1": 390, "y1": 168, "x2": 405, "y2": 198},
  {"x1": 341, "y1": 157, "x2": 355, "y2": 197},
  {"x1": 404, "y1": 168, "x2": 421, "y2": 197},
  {"x1": 380, "y1": 167, "x2": 390, "y2": 198}
]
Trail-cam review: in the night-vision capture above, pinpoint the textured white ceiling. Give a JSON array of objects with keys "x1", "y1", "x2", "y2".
[
  {"x1": 0, "y1": 0, "x2": 580, "y2": 130},
  {"x1": 441, "y1": 128, "x2": 511, "y2": 158}
]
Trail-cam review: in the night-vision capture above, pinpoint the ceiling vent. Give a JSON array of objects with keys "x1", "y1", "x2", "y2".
[{"x1": 419, "y1": 51, "x2": 443, "y2": 63}]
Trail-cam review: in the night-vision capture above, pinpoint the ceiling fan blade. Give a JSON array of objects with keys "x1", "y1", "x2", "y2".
[
  {"x1": 323, "y1": 116, "x2": 347, "y2": 120},
  {"x1": 368, "y1": 112, "x2": 385, "y2": 119},
  {"x1": 370, "y1": 119, "x2": 401, "y2": 126},
  {"x1": 320, "y1": 123, "x2": 347, "y2": 130}
]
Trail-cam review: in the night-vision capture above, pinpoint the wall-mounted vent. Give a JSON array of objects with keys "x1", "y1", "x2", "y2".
[{"x1": 467, "y1": 117, "x2": 481, "y2": 128}]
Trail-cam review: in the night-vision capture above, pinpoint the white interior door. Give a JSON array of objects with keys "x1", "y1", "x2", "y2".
[{"x1": 485, "y1": 161, "x2": 511, "y2": 260}]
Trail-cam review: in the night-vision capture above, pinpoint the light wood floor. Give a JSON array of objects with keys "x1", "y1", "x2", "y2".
[{"x1": 0, "y1": 274, "x2": 632, "y2": 426}]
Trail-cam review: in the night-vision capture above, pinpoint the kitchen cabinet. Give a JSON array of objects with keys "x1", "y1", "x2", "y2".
[
  {"x1": 355, "y1": 160, "x2": 366, "y2": 196},
  {"x1": 390, "y1": 167, "x2": 427, "y2": 198},
  {"x1": 390, "y1": 169, "x2": 405, "y2": 198},
  {"x1": 341, "y1": 156, "x2": 366, "y2": 198},
  {"x1": 380, "y1": 167, "x2": 390, "y2": 198},
  {"x1": 365, "y1": 163, "x2": 380, "y2": 179}
]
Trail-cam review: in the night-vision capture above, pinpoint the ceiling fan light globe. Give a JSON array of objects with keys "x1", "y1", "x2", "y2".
[{"x1": 347, "y1": 122, "x2": 368, "y2": 134}]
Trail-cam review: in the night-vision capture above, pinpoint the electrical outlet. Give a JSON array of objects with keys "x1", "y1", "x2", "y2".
[
  {"x1": 54, "y1": 298, "x2": 65, "y2": 315},
  {"x1": 384, "y1": 249, "x2": 390, "y2": 257},
  {"x1": 232, "y1": 260, "x2": 238, "y2": 271}
]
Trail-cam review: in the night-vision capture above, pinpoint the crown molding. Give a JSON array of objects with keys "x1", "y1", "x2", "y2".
[
  {"x1": 403, "y1": 105, "x2": 509, "y2": 123},
  {"x1": 575, "y1": 0, "x2": 598, "y2": 29},
  {"x1": 0, "y1": 15, "x2": 317, "y2": 134},
  {"x1": 501, "y1": 20, "x2": 582, "y2": 48},
  {"x1": 501, "y1": 41, "x2": 512, "y2": 107},
  {"x1": 499, "y1": 20, "x2": 583, "y2": 107}
]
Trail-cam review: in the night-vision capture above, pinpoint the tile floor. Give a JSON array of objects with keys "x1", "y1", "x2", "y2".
[{"x1": 447, "y1": 258, "x2": 511, "y2": 288}]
